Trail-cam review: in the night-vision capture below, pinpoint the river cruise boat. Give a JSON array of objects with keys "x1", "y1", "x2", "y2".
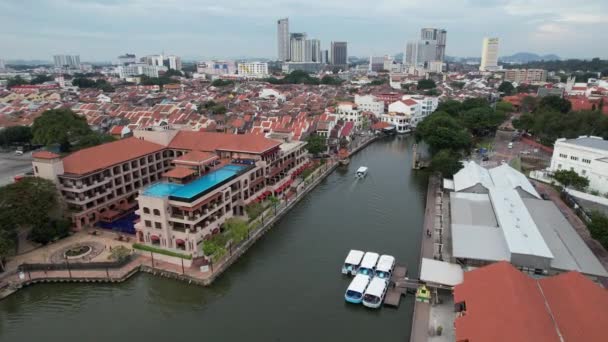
[
  {"x1": 357, "y1": 252, "x2": 380, "y2": 276},
  {"x1": 344, "y1": 274, "x2": 371, "y2": 304},
  {"x1": 374, "y1": 255, "x2": 396, "y2": 279},
  {"x1": 342, "y1": 249, "x2": 365, "y2": 275},
  {"x1": 355, "y1": 166, "x2": 368, "y2": 178},
  {"x1": 362, "y1": 277, "x2": 389, "y2": 309}
]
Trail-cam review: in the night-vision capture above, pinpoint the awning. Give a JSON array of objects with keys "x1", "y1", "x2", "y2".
[
  {"x1": 150, "y1": 235, "x2": 160, "y2": 241},
  {"x1": 175, "y1": 239, "x2": 185, "y2": 245},
  {"x1": 420, "y1": 258, "x2": 464, "y2": 287}
]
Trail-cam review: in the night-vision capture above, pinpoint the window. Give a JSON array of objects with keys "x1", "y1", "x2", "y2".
[
  {"x1": 154, "y1": 222, "x2": 162, "y2": 229},
  {"x1": 35, "y1": 166, "x2": 39, "y2": 174},
  {"x1": 582, "y1": 158, "x2": 591, "y2": 164},
  {"x1": 144, "y1": 220, "x2": 152, "y2": 227},
  {"x1": 153, "y1": 209, "x2": 161, "y2": 216},
  {"x1": 570, "y1": 156, "x2": 578, "y2": 161},
  {"x1": 559, "y1": 153, "x2": 567, "y2": 158},
  {"x1": 582, "y1": 170, "x2": 587, "y2": 175},
  {"x1": 558, "y1": 164, "x2": 562, "y2": 169},
  {"x1": 143, "y1": 207, "x2": 150, "y2": 214}
]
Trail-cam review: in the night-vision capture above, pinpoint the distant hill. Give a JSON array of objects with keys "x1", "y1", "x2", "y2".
[{"x1": 500, "y1": 52, "x2": 560, "y2": 63}]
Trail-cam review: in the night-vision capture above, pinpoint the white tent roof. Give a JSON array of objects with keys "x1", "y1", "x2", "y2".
[
  {"x1": 489, "y1": 163, "x2": 541, "y2": 199},
  {"x1": 420, "y1": 258, "x2": 464, "y2": 287},
  {"x1": 453, "y1": 161, "x2": 493, "y2": 192},
  {"x1": 452, "y1": 161, "x2": 541, "y2": 199}
]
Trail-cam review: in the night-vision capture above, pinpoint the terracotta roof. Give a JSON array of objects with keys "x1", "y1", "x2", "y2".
[
  {"x1": 173, "y1": 150, "x2": 217, "y2": 164},
  {"x1": 168, "y1": 131, "x2": 281, "y2": 154},
  {"x1": 402, "y1": 99, "x2": 418, "y2": 106},
  {"x1": 109, "y1": 125, "x2": 124, "y2": 135},
  {"x1": 163, "y1": 167, "x2": 196, "y2": 179},
  {"x1": 454, "y1": 261, "x2": 608, "y2": 342},
  {"x1": 32, "y1": 151, "x2": 61, "y2": 159},
  {"x1": 62, "y1": 137, "x2": 165, "y2": 175}
]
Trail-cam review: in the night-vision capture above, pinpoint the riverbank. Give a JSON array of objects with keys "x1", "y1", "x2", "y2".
[{"x1": 1, "y1": 136, "x2": 378, "y2": 300}]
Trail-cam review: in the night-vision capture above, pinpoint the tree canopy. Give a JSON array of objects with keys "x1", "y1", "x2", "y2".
[
  {"x1": 30, "y1": 74, "x2": 54, "y2": 85},
  {"x1": 31, "y1": 108, "x2": 92, "y2": 152},
  {"x1": 320, "y1": 75, "x2": 343, "y2": 85},
  {"x1": 430, "y1": 149, "x2": 464, "y2": 177},
  {"x1": 211, "y1": 79, "x2": 234, "y2": 87},
  {"x1": 539, "y1": 95, "x2": 572, "y2": 113},
  {"x1": 498, "y1": 81, "x2": 515, "y2": 96},
  {"x1": 305, "y1": 134, "x2": 327, "y2": 155},
  {"x1": 416, "y1": 112, "x2": 472, "y2": 153},
  {"x1": 587, "y1": 210, "x2": 608, "y2": 250},
  {"x1": 553, "y1": 169, "x2": 589, "y2": 190},
  {"x1": 72, "y1": 77, "x2": 115, "y2": 92},
  {"x1": 417, "y1": 79, "x2": 437, "y2": 90},
  {"x1": 0, "y1": 126, "x2": 32, "y2": 146},
  {"x1": 7, "y1": 76, "x2": 28, "y2": 88},
  {"x1": 265, "y1": 70, "x2": 320, "y2": 85}
]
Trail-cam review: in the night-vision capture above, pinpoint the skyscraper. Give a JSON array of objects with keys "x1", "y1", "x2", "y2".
[
  {"x1": 277, "y1": 18, "x2": 290, "y2": 62},
  {"x1": 480, "y1": 37, "x2": 500, "y2": 71},
  {"x1": 305, "y1": 39, "x2": 321, "y2": 62},
  {"x1": 330, "y1": 42, "x2": 347, "y2": 66},
  {"x1": 405, "y1": 40, "x2": 437, "y2": 68},
  {"x1": 53, "y1": 55, "x2": 80, "y2": 68},
  {"x1": 290, "y1": 33, "x2": 307, "y2": 62},
  {"x1": 420, "y1": 28, "x2": 447, "y2": 62}
]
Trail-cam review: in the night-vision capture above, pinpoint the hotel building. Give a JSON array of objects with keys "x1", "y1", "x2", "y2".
[{"x1": 32, "y1": 127, "x2": 309, "y2": 260}]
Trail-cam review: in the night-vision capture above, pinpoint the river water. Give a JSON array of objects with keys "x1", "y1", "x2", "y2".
[{"x1": 0, "y1": 136, "x2": 428, "y2": 342}]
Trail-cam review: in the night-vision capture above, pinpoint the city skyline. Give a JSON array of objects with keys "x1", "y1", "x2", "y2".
[{"x1": 1, "y1": 0, "x2": 607, "y2": 61}]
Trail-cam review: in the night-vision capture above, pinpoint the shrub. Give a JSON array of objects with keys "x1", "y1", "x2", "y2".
[
  {"x1": 108, "y1": 245, "x2": 131, "y2": 262},
  {"x1": 133, "y1": 243, "x2": 192, "y2": 259}
]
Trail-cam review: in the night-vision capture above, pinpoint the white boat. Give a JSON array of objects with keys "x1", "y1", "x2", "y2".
[
  {"x1": 362, "y1": 277, "x2": 389, "y2": 309},
  {"x1": 375, "y1": 255, "x2": 396, "y2": 279},
  {"x1": 355, "y1": 166, "x2": 368, "y2": 178},
  {"x1": 344, "y1": 274, "x2": 371, "y2": 304},
  {"x1": 341, "y1": 249, "x2": 365, "y2": 276},
  {"x1": 357, "y1": 252, "x2": 379, "y2": 276}
]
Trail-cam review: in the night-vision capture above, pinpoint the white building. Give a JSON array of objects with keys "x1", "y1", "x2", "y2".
[
  {"x1": 196, "y1": 60, "x2": 237, "y2": 76},
  {"x1": 549, "y1": 136, "x2": 608, "y2": 194},
  {"x1": 290, "y1": 33, "x2": 307, "y2": 62},
  {"x1": 165, "y1": 55, "x2": 182, "y2": 71},
  {"x1": 53, "y1": 55, "x2": 80, "y2": 68},
  {"x1": 354, "y1": 95, "x2": 384, "y2": 116},
  {"x1": 305, "y1": 39, "x2": 321, "y2": 62},
  {"x1": 144, "y1": 55, "x2": 164, "y2": 67},
  {"x1": 116, "y1": 64, "x2": 166, "y2": 79},
  {"x1": 259, "y1": 88, "x2": 286, "y2": 102},
  {"x1": 480, "y1": 37, "x2": 500, "y2": 71},
  {"x1": 380, "y1": 112, "x2": 412, "y2": 134},
  {"x1": 336, "y1": 102, "x2": 363, "y2": 127},
  {"x1": 402, "y1": 95, "x2": 438, "y2": 124},
  {"x1": 277, "y1": 18, "x2": 290, "y2": 62},
  {"x1": 117, "y1": 54, "x2": 137, "y2": 66},
  {"x1": 0, "y1": 59, "x2": 6, "y2": 70},
  {"x1": 405, "y1": 40, "x2": 437, "y2": 69},
  {"x1": 237, "y1": 62, "x2": 269, "y2": 78}
]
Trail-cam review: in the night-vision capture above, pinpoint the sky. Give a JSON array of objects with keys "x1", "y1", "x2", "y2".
[{"x1": 1, "y1": 0, "x2": 607, "y2": 62}]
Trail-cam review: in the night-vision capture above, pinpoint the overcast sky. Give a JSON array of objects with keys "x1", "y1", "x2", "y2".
[{"x1": 1, "y1": 0, "x2": 606, "y2": 61}]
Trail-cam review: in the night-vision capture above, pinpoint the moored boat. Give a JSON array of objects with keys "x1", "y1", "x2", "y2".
[
  {"x1": 357, "y1": 252, "x2": 379, "y2": 276},
  {"x1": 355, "y1": 166, "x2": 368, "y2": 178},
  {"x1": 344, "y1": 274, "x2": 371, "y2": 304},
  {"x1": 362, "y1": 277, "x2": 389, "y2": 309},
  {"x1": 374, "y1": 255, "x2": 396, "y2": 279},
  {"x1": 342, "y1": 249, "x2": 365, "y2": 275}
]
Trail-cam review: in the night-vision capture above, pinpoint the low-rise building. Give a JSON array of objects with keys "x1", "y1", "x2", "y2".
[
  {"x1": 354, "y1": 94, "x2": 384, "y2": 116},
  {"x1": 237, "y1": 62, "x2": 269, "y2": 78},
  {"x1": 380, "y1": 112, "x2": 411, "y2": 134},
  {"x1": 549, "y1": 136, "x2": 608, "y2": 194},
  {"x1": 336, "y1": 102, "x2": 363, "y2": 127},
  {"x1": 116, "y1": 64, "x2": 166, "y2": 79},
  {"x1": 504, "y1": 68, "x2": 547, "y2": 83}
]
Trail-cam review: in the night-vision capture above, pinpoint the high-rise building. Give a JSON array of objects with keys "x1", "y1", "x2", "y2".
[
  {"x1": 480, "y1": 37, "x2": 500, "y2": 71},
  {"x1": 290, "y1": 33, "x2": 307, "y2": 62},
  {"x1": 53, "y1": 55, "x2": 80, "y2": 68},
  {"x1": 330, "y1": 41, "x2": 348, "y2": 66},
  {"x1": 504, "y1": 69, "x2": 547, "y2": 83},
  {"x1": 420, "y1": 28, "x2": 447, "y2": 61},
  {"x1": 117, "y1": 53, "x2": 137, "y2": 66},
  {"x1": 305, "y1": 39, "x2": 321, "y2": 62},
  {"x1": 321, "y1": 50, "x2": 329, "y2": 64},
  {"x1": 277, "y1": 18, "x2": 290, "y2": 62},
  {"x1": 164, "y1": 55, "x2": 182, "y2": 71},
  {"x1": 369, "y1": 56, "x2": 385, "y2": 72},
  {"x1": 144, "y1": 55, "x2": 164, "y2": 67},
  {"x1": 405, "y1": 40, "x2": 437, "y2": 68},
  {"x1": 0, "y1": 59, "x2": 5, "y2": 70}
]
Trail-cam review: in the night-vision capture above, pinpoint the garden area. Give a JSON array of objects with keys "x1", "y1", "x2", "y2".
[{"x1": 202, "y1": 218, "x2": 251, "y2": 262}]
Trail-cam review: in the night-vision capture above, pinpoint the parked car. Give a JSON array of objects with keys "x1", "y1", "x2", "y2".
[{"x1": 14, "y1": 150, "x2": 24, "y2": 156}]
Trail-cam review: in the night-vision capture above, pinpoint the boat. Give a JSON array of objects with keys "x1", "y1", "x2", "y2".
[
  {"x1": 344, "y1": 274, "x2": 371, "y2": 304},
  {"x1": 355, "y1": 166, "x2": 368, "y2": 178},
  {"x1": 339, "y1": 158, "x2": 350, "y2": 166},
  {"x1": 362, "y1": 277, "x2": 389, "y2": 309},
  {"x1": 341, "y1": 249, "x2": 365, "y2": 275},
  {"x1": 374, "y1": 255, "x2": 396, "y2": 279},
  {"x1": 357, "y1": 252, "x2": 379, "y2": 276}
]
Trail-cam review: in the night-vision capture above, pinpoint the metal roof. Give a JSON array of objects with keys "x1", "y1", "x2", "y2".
[
  {"x1": 561, "y1": 136, "x2": 608, "y2": 152},
  {"x1": 452, "y1": 161, "x2": 540, "y2": 199},
  {"x1": 344, "y1": 250, "x2": 364, "y2": 265},
  {"x1": 524, "y1": 198, "x2": 608, "y2": 277},
  {"x1": 420, "y1": 258, "x2": 464, "y2": 286},
  {"x1": 347, "y1": 274, "x2": 371, "y2": 293},
  {"x1": 450, "y1": 192, "x2": 498, "y2": 227},
  {"x1": 452, "y1": 224, "x2": 510, "y2": 261},
  {"x1": 364, "y1": 277, "x2": 388, "y2": 297},
  {"x1": 453, "y1": 161, "x2": 493, "y2": 192},
  {"x1": 376, "y1": 255, "x2": 395, "y2": 272},
  {"x1": 360, "y1": 252, "x2": 379, "y2": 269}
]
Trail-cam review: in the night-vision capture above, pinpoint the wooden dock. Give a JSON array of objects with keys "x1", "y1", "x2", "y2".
[{"x1": 384, "y1": 265, "x2": 408, "y2": 307}]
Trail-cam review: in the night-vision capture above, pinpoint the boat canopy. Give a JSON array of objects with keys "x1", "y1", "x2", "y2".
[
  {"x1": 344, "y1": 250, "x2": 365, "y2": 266},
  {"x1": 364, "y1": 277, "x2": 388, "y2": 298},
  {"x1": 360, "y1": 252, "x2": 380, "y2": 270},
  {"x1": 376, "y1": 255, "x2": 395, "y2": 273},
  {"x1": 356, "y1": 166, "x2": 368, "y2": 174},
  {"x1": 347, "y1": 274, "x2": 371, "y2": 294}
]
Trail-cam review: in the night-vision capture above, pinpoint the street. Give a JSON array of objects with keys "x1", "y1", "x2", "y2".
[{"x1": 0, "y1": 151, "x2": 34, "y2": 186}]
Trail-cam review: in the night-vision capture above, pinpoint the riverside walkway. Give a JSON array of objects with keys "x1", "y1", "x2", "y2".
[{"x1": 409, "y1": 175, "x2": 440, "y2": 342}]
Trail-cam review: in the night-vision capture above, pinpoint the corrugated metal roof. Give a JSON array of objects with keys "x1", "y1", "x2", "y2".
[{"x1": 562, "y1": 135, "x2": 608, "y2": 151}]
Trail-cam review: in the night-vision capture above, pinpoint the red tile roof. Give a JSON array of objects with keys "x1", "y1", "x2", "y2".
[
  {"x1": 402, "y1": 99, "x2": 418, "y2": 106},
  {"x1": 163, "y1": 167, "x2": 196, "y2": 179},
  {"x1": 168, "y1": 131, "x2": 281, "y2": 154},
  {"x1": 173, "y1": 150, "x2": 217, "y2": 163},
  {"x1": 454, "y1": 261, "x2": 608, "y2": 342},
  {"x1": 109, "y1": 125, "x2": 124, "y2": 135},
  {"x1": 62, "y1": 137, "x2": 165, "y2": 175},
  {"x1": 32, "y1": 151, "x2": 61, "y2": 159}
]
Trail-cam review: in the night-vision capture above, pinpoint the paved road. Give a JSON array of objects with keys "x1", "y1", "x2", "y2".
[{"x1": 0, "y1": 151, "x2": 33, "y2": 186}]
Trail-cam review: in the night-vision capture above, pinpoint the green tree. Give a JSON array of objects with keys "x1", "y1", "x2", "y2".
[
  {"x1": 498, "y1": 81, "x2": 515, "y2": 95},
  {"x1": 30, "y1": 74, "x2": 54, "y2": 85},
  {"x1": 417, "y1": 79, "x2": 436, "y2": 90},
  {"x1": 539, "y1": 95, "x2": 572, "y2": 113},
  {"x1": 0, "y1": 230, "x2": 16, "y2": 271},
  {"x1": 416, "y1": 112, "x2": 471, "y2": 152},
  {"x1": 28, "y1": 218, "x2": 70, "y2": 244},
  {"x1": 449, "y1": 81, "x2": 465, "y2": 90},
  {"x1": 73, "y1": 132, "x2": 116, "y2": 151},
  {"x1": 460, "y1": 107, "x2": 506, "y2": 137},
  {"x1": 520, "y1": 96, "x2": 539, "y2": 113},
  {"x1": 0, "y1": 177, "x2": 59, "y2": 229},
  {"x1": 495, "y1": 101, "x2": 514, "y2": 113},
  {"x1": 461, "y1": 98, "x2": 489, "y2": 111},
  {"x1": 31, "y1": 108, "x2": 92, "y2": 151},
  {"x1": 164, "y1": 69, "x2": 184, "y2": 77},
  {"x1": 430, "y1": 149, "x2": 463, "y2": 177},
  {"x1": 320, "y1": 75, "x2": 343, "y2": 85},
  {"x1": 305, "y1": 134, "x2": 327, "y2": 155},
  {"x1": 370, "y1": 79, "x2": 387, "y2": 86},
  {"x1": 7, "y1": 76, "x2": 29, "y2": 87},
  {"x1": 587, "y1": 211, "x2": 608, "y2": 250},
  {"x1": 72, "y1": 77, "x2": 97, "y2": 88},
  {"x1": 553, "y1": 169, "x2": 589, "y2": 190},
  {"x1": 0, "y1": 126, "x2": 32, "y2": 146},
  {"x1": 436, "y1": 100, "x2": 462, "y2": 117},
  {"x1": 108, "y1": 245, "x2": 131, "y2": 262},
  {"x1": 211, "y1": 79, "x2": 234, "y2": 87}
]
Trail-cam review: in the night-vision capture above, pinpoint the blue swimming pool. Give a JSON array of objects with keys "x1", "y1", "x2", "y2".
[{"x1": 142, "y1": 164, "x2": 248, "y2": 201}]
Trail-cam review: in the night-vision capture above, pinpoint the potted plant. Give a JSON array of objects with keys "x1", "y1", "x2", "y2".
[{"x1": 436, "y1": 326, "x2": 443, "y2": 336}]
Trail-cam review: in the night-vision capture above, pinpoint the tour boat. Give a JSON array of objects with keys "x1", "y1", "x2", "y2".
[
  {"x1": 344, "y1": 274, "x2": 371, "y2": 304},
  {"x1": 362, "y1": 277, "x2": 389, "y2": 309},
  {"x1": 357, "y1": 252, "x2": 380, "y2": 276},
  {"x1": 341, "y1": 249, "x2": 365, "y2": 275},
  {"x1": 355, "y1": 166, "x2": 368, "y2": 178},
  {"x1": 374, "y1": 255, "x2": 396, "y2": 279}
]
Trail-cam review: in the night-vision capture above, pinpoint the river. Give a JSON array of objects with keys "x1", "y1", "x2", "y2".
[{"x1": 0, "y1": 136, "x2": 428, "y2": 342}]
